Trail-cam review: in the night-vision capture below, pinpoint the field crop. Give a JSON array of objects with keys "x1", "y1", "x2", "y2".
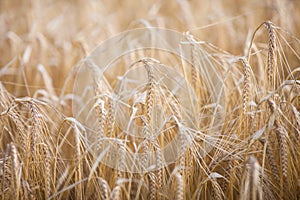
[{"x1": 0, "y1": 0, "x2": 300, "y2": 199}]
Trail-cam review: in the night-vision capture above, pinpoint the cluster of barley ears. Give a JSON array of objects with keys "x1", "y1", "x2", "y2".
[{"x1": 0, "y1": 0, "x2": 300, "y2": 199}]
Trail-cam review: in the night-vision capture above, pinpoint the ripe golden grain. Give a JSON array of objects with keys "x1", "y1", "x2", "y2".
[{"x1": 0, "y1": 1, "x2": 299, "y2": 199}]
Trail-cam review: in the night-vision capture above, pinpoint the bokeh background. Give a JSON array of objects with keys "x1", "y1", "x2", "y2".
[{"x1": 1, "y1": 0, "x2": 299, "y2": 96}]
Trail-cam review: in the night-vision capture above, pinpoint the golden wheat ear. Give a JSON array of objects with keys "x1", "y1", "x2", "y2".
[
  {"x1": 264, "y1": 21, "x2": 277, "y2": 90},
  {"x1": 175, "y1": 172, "x2": 184, "y2": 200},
  {"x1": 110, "y1": 185, "x2": 121, "y2": 200},
  {"x1": 239, "y1": 57, "x2": 252, "y2": 115},
  {"x1": 98, "y1": 177, "x2": 111, "y2": 200}
]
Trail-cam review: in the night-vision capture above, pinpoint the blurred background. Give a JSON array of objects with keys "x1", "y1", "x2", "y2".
[{"x1": 0, "y1": 0, "x2": 299, "y2": 97}]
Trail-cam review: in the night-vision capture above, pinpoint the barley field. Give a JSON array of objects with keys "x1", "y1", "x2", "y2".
[{"x1": 0, "y1": 0, "x2": 300, "y2": 199}]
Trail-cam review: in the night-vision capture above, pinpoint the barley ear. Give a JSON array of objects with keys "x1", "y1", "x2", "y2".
[
  {"x1": 239, "y1": 57, "x2": 251, "y2": 115},
  {"x1": 74, "y1": 125, "x2": 83, "y2": 200},
  {"x1": 175, "y1": 172, "x2": 184, "y2": 200},
  {"x1": 110, "y1": 185, "x2": 121, "y2": 200},
  {"x1": 43, "y1": 143, "x2": 51, "y2": 199},
  {"x1": 264, "y1": 21, "x2": 276, "y2": 90},
  {"x1": 98, "y1": 177, "x2": 111, "y2": 200},
  {"x1": 274, "y1": 121, "x2": 288, "y2": 179},
  {"x1": 148, "y1": 172, "x2": 156, "y2": 200},
  {"x1": 259, "y1": 139, "x2": 280, "y2": 182},
  {"x1": 10, "y1": 143, "x2": 20, "y2": 200}
]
